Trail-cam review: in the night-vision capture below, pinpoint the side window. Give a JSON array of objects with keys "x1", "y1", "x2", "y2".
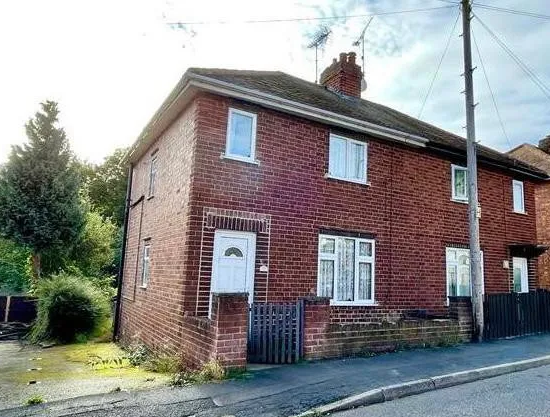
[
  {"x1": 141, "y1": 243, "x2": 151, "y2": 288},
  {"x1": 148, "y1": 154, "x2": 158, "y2": 197},
  {"x1": 225, "y1": 108, "x2": 257, "y2": 163},
  {"x1": 512, "y1": 180, "x2": 525, "y2": 213},
  {"x1": 451, "y1": 165, "x2": 468, "y2": 202},
  {"x1": 327, "y1": 134, "x2": 367, "y2": 184}
]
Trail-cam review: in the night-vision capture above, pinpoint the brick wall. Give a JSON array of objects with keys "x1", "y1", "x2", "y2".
[
  {"x1": 535, "y1": 182, "x2": 550, "y2": 288},
  {"x1": 118, "y1": 101, "x2": 198, "y2": 354},
  {"x1": 302, "y1": 296, "x2": 470, "y2": 360},
  {"x1": 186, "y1": 93, "x2": 538, "y2": 321},
  {"x1": 181, "y1": 293, "x2": 248, "y2": 369}
]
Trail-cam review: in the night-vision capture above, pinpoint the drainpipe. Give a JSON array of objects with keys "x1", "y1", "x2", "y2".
[{"x1": 113, "y1": 163, "x2": 133, "y2": 341}]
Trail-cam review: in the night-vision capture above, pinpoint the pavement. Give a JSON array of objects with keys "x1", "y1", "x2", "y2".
[
  {"x1": 332, "y1": 364, "x2": 550, "y2": 417},
  {"x1": 3, "y1": 333, "x2": 550, "y2": 417}
]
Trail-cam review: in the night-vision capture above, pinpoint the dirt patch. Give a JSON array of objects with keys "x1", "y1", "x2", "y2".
[{"x1": 0, "y1": 340, "x2": 170, "y2": 410}]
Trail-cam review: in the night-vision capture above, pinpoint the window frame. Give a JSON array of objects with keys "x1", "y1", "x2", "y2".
[
  {"x1": 451, "y1": 164, "x2": 468, "y2": 202},
  {"x1": 224, "y1": 107, "x2": 258, "y2": 164},
  {"x1": 327, "y1": 134, "x2": 368, "y2": 185},
  {"x1": 512, "y1": 180, "x2": 525, "y2": 214},
  {"x1": 512, "y1": 257, "x2": 529, "y2": 293},
  {"x1": 148, "y1": 154, "x2": 158, "y2": 197},
  {"x1": 140, "y1": 243, "x2": 151, "y2": 288},
  {"x1": 317, "y1": 234, "x2": 376, "y2": 306},
  {"x1": 445, "y1": 247, "x2": 484, "y2": 302}
]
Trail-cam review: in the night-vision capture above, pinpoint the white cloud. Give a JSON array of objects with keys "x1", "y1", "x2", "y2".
[{"x1": 1, "y1": 0, "x2": 549, "y2": 164}]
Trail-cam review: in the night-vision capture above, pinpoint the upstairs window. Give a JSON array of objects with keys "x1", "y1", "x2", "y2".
[
  {"x1": 328, "y1": 134, "x2": 367, "y2": 184},
  {"x1": 318, "y1": 234, "x2": 375, "y2": 305},
  {"x1": 148, "y1": 154, "x2": 158, "y2": 197},
  {"x1": 512, "y1": 180, "x2": 525, "y2": 213},
  {"x1": 225, "y1": 108, "x2": 257, "y2": 163},
  {"x1": 451, "y1": 165, "x2": 468, "y2": 202},
  {"x1": 141, "y1": 243, "x2": 151, "y2": 288}
]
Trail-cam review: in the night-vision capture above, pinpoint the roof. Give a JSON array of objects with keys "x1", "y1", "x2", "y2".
[
  {"x1": 508, "y1": 143, "x2": 550, "y2": 176},
  {"x1": 127, "y1": 67, "x2": 548, "y2": 179}
]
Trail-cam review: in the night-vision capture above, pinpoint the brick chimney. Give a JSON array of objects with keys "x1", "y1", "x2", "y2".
[
  {"x1": 539, "y1": 134, "x2": 550, "y2": 154},
  {"x1": 319, "y1": 52, "x2": 363, "y2": 98}
]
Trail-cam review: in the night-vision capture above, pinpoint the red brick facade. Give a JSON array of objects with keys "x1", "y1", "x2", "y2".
[
  {"x1": 536, "y1": 183, "x2": 550, "y2": 288},
  {"x1": 119, "y1": 88, "x2": 541, "y2": 364}
]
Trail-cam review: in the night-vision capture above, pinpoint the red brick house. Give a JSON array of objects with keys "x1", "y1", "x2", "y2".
[
  {"x1": 509, "y1": 137, "x2": 550, "y2": 289},
  {"x1": 116, "y1": 52, "x2": 548, "y2": 368}
]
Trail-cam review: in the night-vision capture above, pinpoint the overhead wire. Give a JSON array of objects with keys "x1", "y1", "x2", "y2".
[
  {"x1": 165, "y1": 5, "x2": 455, "y2": 25},
  {"x1": 474, "y1": 3, "x2": 550, "y2": 21},
  {"x1": 471, "y1": 26, "x2": 511, "y2": 148},
  {"x1": 417, "y1": 7, "x2": 461, "y2": 119},
  {"x1": 473, "y1": 13, "x2": 550, "y2": 102}
]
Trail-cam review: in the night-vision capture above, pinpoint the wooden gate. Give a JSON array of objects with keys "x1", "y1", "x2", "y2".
[
  {"x1": 484, "y1": 290, "x2": 550, "y2": 340},
  {"x1": 248, "y1": 301, "x2": 304, "y2": 364}
]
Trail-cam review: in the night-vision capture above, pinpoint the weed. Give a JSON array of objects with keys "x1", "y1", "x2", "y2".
[
  {"x1": 126, "y1": 343, "x2": 149, "y2": 366},
  {"x1": 25, "y1": 395, "x2": 44, "y2": 406},
  {"x1": 142, "y1": 354, "x2": 181, "y2": 374}
]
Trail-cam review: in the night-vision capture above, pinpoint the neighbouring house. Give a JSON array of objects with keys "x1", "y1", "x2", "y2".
[
  {"x1": 509, "y1": 136, "x2": 550, "y2": 289},
  {"x1": 116, "y1": 51, "x2": 548, "y2": 369}
]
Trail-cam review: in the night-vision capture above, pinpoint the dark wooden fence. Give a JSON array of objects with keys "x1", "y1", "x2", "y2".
[
  {"x1": 248, "y1": 301, "x2": 304, "y2": 364},
  {"x1": 484, "y1": 290, "x2": 550, "y2": 340},
  {"x1": 0, "y1": 295, "x2": 37, "y2": 323}
]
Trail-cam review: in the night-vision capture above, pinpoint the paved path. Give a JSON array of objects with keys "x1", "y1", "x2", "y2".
[
  {"x1": 4, "y1": 334, "x2": 550, "y2": 417},
  {"x1": 333, "y1": 364, "x2": 550, "y2": 417}
]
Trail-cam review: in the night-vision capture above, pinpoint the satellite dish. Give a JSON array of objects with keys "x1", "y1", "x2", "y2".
[{"x1": 361, "y1": 77, "x2": 367, "y2": 92}]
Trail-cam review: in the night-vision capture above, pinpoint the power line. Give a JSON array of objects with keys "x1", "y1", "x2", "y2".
[
  {"x1": 166, "y1": 5, "x2": 455, "y2": 26},
  {"x1": 473, "y1": 13, "x2": 550, "y2": 102},
  {"x1": 475, "y1": 3, "x2": 550, "y2": 21},
  {"x1": 471, "y1": 27, "x2": 511, "y2": 148},
  {"x1": 417, "y1": 8, "x2": 460, "y2": 119}
]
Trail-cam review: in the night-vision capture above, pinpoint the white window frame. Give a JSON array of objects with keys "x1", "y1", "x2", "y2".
[
  {"x1": 317, "y1": 234, "x2": 376, "y2": 306},
  {"x1": 140, "y1": 243, "x2": 151, "y2": 288},
  {"x1": 148, "y1": 154, "x2": 158, "y2": 197},
  {"x1": 327, "y1": 134, "x2": 368, "y2": 185},
  {"x1": 445, "y1": 247, "x2": 484, "y2": 302},
  {"x1": 512, "y1": 257, "x2": 529, "y2": 293},
  {"x1": 451, "y1": 164, "x2": 468, "y2": 202},
  {"x1": 224, "y1": 108, "x2": 258, "y2": 163},
  {"x1": 512, "y1": 180, "x2": 525, "y2": 214}
]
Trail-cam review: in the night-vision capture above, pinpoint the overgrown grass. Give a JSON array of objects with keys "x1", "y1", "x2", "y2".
[{"x1": 24, "y1": 395, "x2": 44, "y2": 406}]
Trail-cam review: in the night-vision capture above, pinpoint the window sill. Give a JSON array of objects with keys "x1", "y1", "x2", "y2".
[
  {"x1": 220, "y1": 153, "x2": 260, "y2": 165},
  {"x1": 147, "y1": 195, "x2": 154, "y2": 201},
  {"x1": 139, "y1": 285, "x2": 147, "y2": 289},
  {"x1": 325, "y1": 174, "x2": 370, "y2": 186},
  {"x1": 451, "y1": 198, "x2": 468, "y2": 204},
  {"x1": 512, "y1": 210, "x2": 527, "y2": 216},
  {"x1": 330, "y1": 300, "x2": 378, "y2": 307}
]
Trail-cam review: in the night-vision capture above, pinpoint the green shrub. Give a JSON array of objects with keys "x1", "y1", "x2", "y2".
[
  {"x1": 126, "y1": 343, "x2": 149, "y2": 366},
  {"x1": 25, "y1": 395, "x2": 44, "y2": 405},
  {"x1": 30, "y1": 274, "x2": 110, "y2": 343}
]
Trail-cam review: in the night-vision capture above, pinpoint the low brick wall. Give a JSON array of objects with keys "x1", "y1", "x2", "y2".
[
  {"x1": 302, "y1": 297, "x2": 473, "y2": 360},
  {"x1": 448, "y1": 296, "x2": 473, "y2": 342},
  {"x1": 181, "y1": 292, "x2": 248, "y2": 369}
]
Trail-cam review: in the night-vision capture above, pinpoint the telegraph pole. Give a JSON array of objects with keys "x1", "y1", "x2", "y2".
[{"x1": 461, "y1": 0, "x2": 484, "y2": 341}]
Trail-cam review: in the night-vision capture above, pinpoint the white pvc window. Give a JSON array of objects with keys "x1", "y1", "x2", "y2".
[
  {"x1": 446, "y1": 247, "x2": 484, "y2": 300},
  {"x1": 318, "y1": 234, "x2": 375, "y2": 305},
  {"x1": 512, "y1": 257, "x2": 528, "y2": 293},
  {"x1": 328, "y1": 134, "x2": 367, "y2": 184},
  {"x1": 141, "y1": 244, "x2": 151, "y2": 288},
  {"x1": 512, "y1": 180, "x2": 525, "y2": 213},
  {"x1": 148, "y1": 155, "x2": 158, "y2": 197},
  {"x1": 225, "y1": 108, "x2": 257, "y2": 163},
  {"x1": 451, "y1": 165, "x2": 468, "y2": 202}
]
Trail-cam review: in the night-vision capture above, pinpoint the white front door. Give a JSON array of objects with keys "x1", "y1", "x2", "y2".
[
  {"x1": 211, "y1": 230, "x2": 256, "y2": 312},
  {"x1": 513, "y1": 257, "x2": 529, "y2": 293}
]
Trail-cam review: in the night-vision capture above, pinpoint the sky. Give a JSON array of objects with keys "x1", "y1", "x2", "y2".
[{"x1": 1, "y1": 0, "x2": 549, "y2": 165}]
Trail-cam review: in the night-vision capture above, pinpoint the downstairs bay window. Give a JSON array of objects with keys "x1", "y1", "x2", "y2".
[{"x1": 318, "y1": 234, "x2": 375, "y2": 305}]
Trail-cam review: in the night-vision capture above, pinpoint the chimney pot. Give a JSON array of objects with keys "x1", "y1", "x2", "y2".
[{"x1": 319, "y1": 52, "x2": 364, "y2": 98}]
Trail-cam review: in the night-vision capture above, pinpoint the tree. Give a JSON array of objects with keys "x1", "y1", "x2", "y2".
[
  {"x1": 0, "y1": 101, "x2": 84, "y2": 283},
  {"x1": 86, "y1": 148, "x2": 128, "y2": 227},
  {"x1": 0, "y1": 238, "x2": 31, "y2": 294}
]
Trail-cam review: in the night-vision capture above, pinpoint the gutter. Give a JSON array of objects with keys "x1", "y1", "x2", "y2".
[{"x1": 113, "y1": 163, "x2": 133, "y2": 341}]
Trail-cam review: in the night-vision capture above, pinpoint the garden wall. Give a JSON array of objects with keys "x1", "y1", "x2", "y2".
[{"x1": 302, "y1": 296, "x2": 473, "y2": 360}]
